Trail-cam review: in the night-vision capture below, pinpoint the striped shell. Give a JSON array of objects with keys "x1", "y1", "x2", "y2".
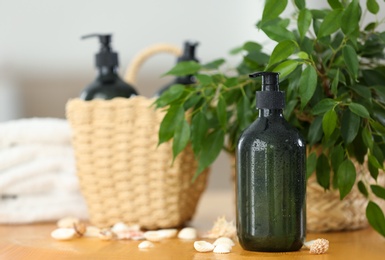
[
  {"x1": 213, "y1": 237, "x2": 235, "y2": 247},
  {"x1": 138, "y1": 241, "x2": 155, "y2": 249},
  {"x1": 178, "y1": 227, "x2": 197, "y2": 240},
  {"x1": 213, "y1": 244, "x2": 231, "y2": 254},
  {"x1": 194, "y1": 241, "x2": 215, "y2": 252}
]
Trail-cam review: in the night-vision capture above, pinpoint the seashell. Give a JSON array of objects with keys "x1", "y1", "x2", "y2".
[
  {"x1": 84, "y1": 226, "x2": 100, "y2": 237},
  {"x1": 144, "y1": 231, "x2": 164, "y2": 242},
  {"x1": 157, "y1": 229, "x2": 178, "y2": 239},
  {"x1": 98, "y1": 229, "x2": 116, "y2": 241},
  {"x1": 213, "y1": 244, "x2": 231, "y2": 254},
  {"x1": 111, "y1": 222, "x2": 130, "y2": 233},
  {"x1": 138, "y1": 241, "x2": 155, "y2": 249},
  {"x1": 205, "y1": 216, "x2": 236, "y2": 239},
  {"x1": 213, "y1": 237, "x2": 235, "y2": 247},
  {"x1": 73, "y1": 222, "x2": 86, "y2": 237},
  {"x1": 56, "y1": 217, "x2": 80, "y2": 228},
  {"x1": 51, "y1": 228, "x2": 76, "y2": 241},
  {"x1": 304, "y1": 238, "x2": 329, "y2": 254},
  {"x1": 193, "y1": 241, "x2": 215, "y2": 252},
  {"x1": 178, "y1": 227, "x2": 197, "y2": 240}
]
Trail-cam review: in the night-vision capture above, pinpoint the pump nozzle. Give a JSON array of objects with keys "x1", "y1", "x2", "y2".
[
  {"x1": 81, "y1": 33, "x2": 118, "y2": 68},
  {"x1": 249, "y1": 72, "x2": 279, "y2": 91},
  {"x1": 178, "y1": 41, "x2": 199, "y2": 63},
  {"x1": 250, "y1": 71, "x2": 285, "y2": 109}
]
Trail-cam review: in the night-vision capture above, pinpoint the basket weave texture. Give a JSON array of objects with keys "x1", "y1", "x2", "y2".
[{"x1": 66, "y1": 96, "x2": 208, "y2": 229}]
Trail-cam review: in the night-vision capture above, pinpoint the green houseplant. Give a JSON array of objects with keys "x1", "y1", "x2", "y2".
[{"x1": 155, "y1": 0, "x2": 385, "y2": 237}]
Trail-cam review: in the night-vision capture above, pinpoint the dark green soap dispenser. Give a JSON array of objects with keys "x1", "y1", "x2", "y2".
[
  {"x1": 155, "y1": 41, "x2": 199, "y2": 96},
  {"x1": 80, "y1": 34, "x2": 138, "y2": 100},
  {"x1": 236, "y1": 72, "x2": 306, "y2": 252}
]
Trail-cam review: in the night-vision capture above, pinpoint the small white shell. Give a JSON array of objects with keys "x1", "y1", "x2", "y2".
[
  {"x1": 157, "y1": 229, "x2": 178, "y2": 238},
  {"x1": 138, "y1": 241, "x2": 155, "y2": 249},
  {"x1": 213, "y1": 244, "x2": 231, "y2": 254},
  {"x1": 194, "y1": 241, "x2": 215, "y2": 252},
  {"x1": 56, "y1": 217, "x2": 80, "y2": 228},
  {"x1": 98, "y1": 229, "x2": 116, "y2": 241},
  {"x1": 51, "y1": 228, "x2": 76, "y2": 240},
  {"x1": 178, "y1": 227, "x2": 197, "y2": 240},
  {"x1": 213, "y1": 237, "x2": 235, "y2": 247},
  {"x1": 144, "y1": 231, "x2": 164, "y2": 242},
  {"x1": 111, "y1": 222, "x2": 130, "y2": 233},
  {"x1": 84, "y1": 226, "x2": 101, "y2": 237}
]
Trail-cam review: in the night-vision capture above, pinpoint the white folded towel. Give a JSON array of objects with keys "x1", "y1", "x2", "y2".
[
  {"x1": 0, "y1": 144, "x2": 74, "y2": 172},
  {"x1": 0, "y1": 118, "x2": 71, "y2": 147},
  {"x1": 0, "y1": 191, "x2": 89, "y2": 224}
]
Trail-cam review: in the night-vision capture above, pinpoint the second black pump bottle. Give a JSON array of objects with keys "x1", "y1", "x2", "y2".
[
  {"x1": 236, "y1": 72, "x2": 306, "y2": 252},
  {"x1": 80, "y1": 34, "x2": 138, "y2": 100}
]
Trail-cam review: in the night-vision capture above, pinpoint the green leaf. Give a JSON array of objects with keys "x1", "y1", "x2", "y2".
[
  {"x1": 164, "y1": 61, "x2": 200, "y2": 76},
  {"x1": 342, "y1": 45, "x2": 359, "y2": 80},
  {"x1": 202, "y1": 59, "x2": 225, "y2": 70},
  {"x1": 298, "y1": 9, "x2": 312, "y2": 39},
  {"x1": 341, "y1": 109, "x2": 360, "y2": 144},
  {"x1": 297, "y1": 51, "x2": 309, "y2": 60},
  {"x1": 366, "y1": 201, "x2": 385, "y2": 237},
  {"x1": 328, "y1": 0, "x2": 343, "y2": 9},
  {"x1": 172, "y1": 119, "x2": 190, "y2": 163},
  {"x1": 358, "y1": 181, "x2": 369, "y2": 198},
  {"x1": 243, "y1": 41, "x2": 263, "y2": 53},
  {"x1": 268, "y1": 40, "x2": 298, "y2": 67},
  {"x1": 299, "y1": 66, "x2": 318, "y2": 109},
  {"x1": 312, "y1": 99, "x2": 338, "y2": 115},
  {"x1": 337, "y1": 159, "x2": 356, "y2": 199},
  {"x1": 371, "y1": 185, "x2": 385, "y2": 200},
  {"x1": 370, "y1": 121, "x2": 385, "y2": 135},
  {"x1": 316, "y1": 153, "x2": 331, "y2": 189},
  {"x1": 272, "y1": 60, "x2": 299, "y2": 79},
  {"x1": 367, "y1": 0, "x2": 380, "y2": 14},
  {"x1": 193, "y1": 129, "x2": 225, "y2": 181},
  {"x1": 262, "y1": 0, "x2": 288, "y2": 22},
  {"x1": 191, "y1": 112, "x2": 209, "y2": 156},
  {"x1": 331, "y1": 144, "x2": 345, "y2": 187},
  {"x1": 341, "y1": 0, "x2": 360, "y2": 36},
  {"x1": 317, "y1": 9, "x2": 343, "y2": 38},
  {"x1": 350, "y1": 85, "x2": 372, "y2": 99},
  {"x1": 308, "y1": 116, "x2": 323, "y2": 145},
  {"x1": 368, "y1": 154, "x2": 383, "y2": 169},
  {"x1": 331, "y1": 69, "x2": 339, "y2": 96},
  {"x1": 237, "y1": 95, "x2": 252, "y2": 131},
  {"x1": 158, "y1": 105, "x2": 185, "y2": 145},
  {"x1": 294, "y1": 0, "x2": 305, "y2": 9},
  {"x1": 306, "y1": 152, "x2": 317, "y2": 179},
  {"x1": 261, "y1": 23, "x2": 296, "y2": 42},
  {"x1": 323, "y1": 109, "x2": 338, "y2": 137},
  {"x1": 196, "y1": 74, "x2": 213, "y2": 86},
  {"x1": 349, "y1": 102, "x2": 370, "y2": 118},
  {"x1": 362, "y1": 127, "x2": 374, "y2": 150},
  {"x1": 155, "y1": 84, "x2": 185, "y2": 108},
  {"x1": 216, "y1": 96, "x2": 227, "y2": 130}
]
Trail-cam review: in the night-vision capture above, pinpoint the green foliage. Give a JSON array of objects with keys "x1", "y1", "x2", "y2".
[{"x1": 156, "y1": 0, "x2": 385, "y2": 237}]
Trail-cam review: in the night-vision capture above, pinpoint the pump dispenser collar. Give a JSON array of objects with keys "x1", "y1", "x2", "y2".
[
  {"x1": 250, "y1": 71, "x2": 285, "y2": 109},
  {"x1": 81, "y1": 33, "x2": 118, "y2": 68},
  {"x1": 178, "y1": 41, "x2": 199, "y2": 63}
]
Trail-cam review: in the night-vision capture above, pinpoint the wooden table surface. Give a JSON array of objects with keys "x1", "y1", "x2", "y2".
[{"x1": 0, "y1": 191, "x2": 384, "y2": 259}]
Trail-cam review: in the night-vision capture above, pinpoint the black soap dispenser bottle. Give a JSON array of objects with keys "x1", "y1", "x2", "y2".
[
  {"x1": 236, "y1": 72, "x2": 306, "y2": 252},
  {"x1": 80, "y1": 34, "x2": 138, "y2": 100},
  {"x1": 155, "y1": 41, "x2": 199, "y2": 96}
]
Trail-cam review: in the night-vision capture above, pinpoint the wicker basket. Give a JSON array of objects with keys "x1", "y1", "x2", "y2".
[{"x1": 66, "y1": 44, "x2": 209, "y2": 229}]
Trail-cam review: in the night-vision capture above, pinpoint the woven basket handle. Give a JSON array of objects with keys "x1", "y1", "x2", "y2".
[{"x1": 123, "y1": 43, "x2": 182, "y2": 86}]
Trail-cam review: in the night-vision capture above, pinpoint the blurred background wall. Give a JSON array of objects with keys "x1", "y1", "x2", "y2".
[{"x1": 1, "y1": 0, "x2": 272, "y2": 191}]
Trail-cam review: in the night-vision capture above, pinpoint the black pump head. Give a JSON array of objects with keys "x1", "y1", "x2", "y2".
[
  {"x1": 249, "y1": 71, "x2": 279, "y2": 91},
  {"x1": 81, "y1": 33, "x2": 118, "y2": 68},
  {"x1": 250, "y1": 71, "x2": 285, "y2": 109},
  {"x1": 178, "y1": 41, "x2": 199, "y2": 63}
]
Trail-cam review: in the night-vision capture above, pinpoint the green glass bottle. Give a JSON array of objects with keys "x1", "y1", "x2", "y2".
[{"x1": 236, "y1": 72, "x2": 306, "y2": 252}]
